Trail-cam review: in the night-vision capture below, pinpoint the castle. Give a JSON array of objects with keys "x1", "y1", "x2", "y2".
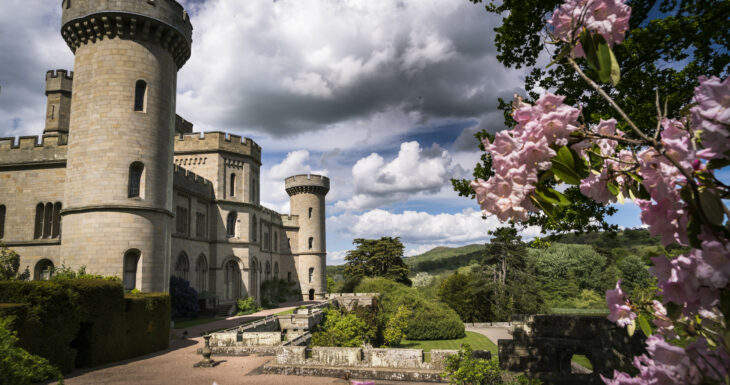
[{"x1": 0, "y1": 0, "x2": 329, "y2": 303}]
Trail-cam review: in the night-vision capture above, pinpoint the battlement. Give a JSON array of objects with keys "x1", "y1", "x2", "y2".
[
  {"x1": 285, "y1": 174, "x2": 330, "y2": 196},
  {"x1": 174, "y1": 131, "x2": 261, "y2": 163},
  {"x1": 46, "y1": 69, "x2": 74, "y2": 81},
  {"x1": 0, "y1": 135, "x2": 68, "y2": 165},
  {"x1": 61, "y1": 0, "x2": 193, "y2": 68},
  {"x1": 281, "y1": 215, "x2": 300, "y2": 228},
  {"x1": 172, "y1": 165, "x2": 213, "y2": 198}
]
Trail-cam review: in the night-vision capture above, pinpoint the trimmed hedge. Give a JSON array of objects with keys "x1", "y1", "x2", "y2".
[
  {"x1": 0, "y1": 280, "x2": 170, "y2": 373},
  {"x1": 125, "y1": 293, "x2": 171, "y2": 358}
]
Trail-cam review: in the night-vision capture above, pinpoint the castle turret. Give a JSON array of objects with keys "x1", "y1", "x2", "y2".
[
  {"x1": 59, "y1": 0, "x2": 192, "y2": 291},
  {"x1": 285, "y1": 174, "x2": 329, "y2": 300},
  {"x1": 44, "y1": 69, "x2": 73, "y2": 136}
]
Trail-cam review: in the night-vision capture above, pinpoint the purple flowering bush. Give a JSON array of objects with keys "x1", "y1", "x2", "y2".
[{"x1": 470, "y1": 0, "x2": 730, "y2": 383}]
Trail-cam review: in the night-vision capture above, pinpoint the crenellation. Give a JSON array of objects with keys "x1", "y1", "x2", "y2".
[
  {"x1": 174, "y1": 131, "x2": 262, "y2": 163},
  {"x1": 0, "y1": 135, "x2": 68, "y2": 165}
]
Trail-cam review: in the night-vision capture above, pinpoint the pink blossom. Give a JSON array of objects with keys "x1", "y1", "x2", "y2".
[
  {"x1": 636, "y1": 199, "x2": 688, "y2": 247},
  {"x1": 637, "y1": 148, "x2": 684, "y2": 202},
  {"x1": 696, "y1": 232, "x2": 730, "y2": 288},
  {"x1": 686, "y1": 338, "x2": 730, "y2": 382},
  {"x1": 603, "y1": 335, "x2": 703, "y2": 384},
  {"x1": 580, "y1": 168, "x2": 616, "y2": 203},
  {"x1": 649, "y1": 252, "x2": 720, "y2": 316},
  {"x1": 659, "y1": 118, "x2": 695, "y2": 171},
  {"x1": 605, "y1": 280, "x2": 635, "y2": 327},
  {"x1": 550, "y1": 0, "x2": 631, "y2": 57},
  {"x1": 691, "y1": 76, "x2": 730, "y2": 159},
  {"x1": 650, "y1": 300, "x2": 676, "y2": 339}
]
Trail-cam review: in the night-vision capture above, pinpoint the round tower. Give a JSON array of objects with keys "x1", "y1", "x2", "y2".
[
  {"x1": 59, "y1": 0, "x2": 192, "y2": 292},
  {"x1": 285, "y1": 174, "x2": 329, "y2": 300}
]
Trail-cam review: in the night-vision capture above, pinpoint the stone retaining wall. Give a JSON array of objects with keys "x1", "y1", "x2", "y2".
[{"x1": 209, "y1": 331, "x2": 282, "y2": 347}]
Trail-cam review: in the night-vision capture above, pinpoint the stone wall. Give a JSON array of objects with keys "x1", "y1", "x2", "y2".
[{"x1": 209, "y1": 331, "x2": 282, "y2": 347}]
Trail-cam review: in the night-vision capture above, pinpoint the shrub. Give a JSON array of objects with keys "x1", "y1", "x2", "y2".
[
  {"x1": 170, "y1": 276, "x2": 199, "y2": 319},
  {"x1": 0, "y1": 316, "x2": 61, "y2": 385},
  {"x1": 441, "y1": 344, "x2": 502, "y2": 385},
  {"x1": 311, "y1": 308, "x2": 376, "y2": 347},
  {"x1": 0, "y1": 243, "x2": 28, "y2": 281},
  {"x1": 236, "y1": 296, "x2": 261, "y2": 315},
  {"x1": 383, "y1": 305, "x2": 411, "y2": 347},
  {"x1": 50, "y1": 264, "x2": 120, "y2": 281},
  {"x1": 124, "y1": 292, "x2": 170, "y2": 358},
  {"x1": 355, "y1": 277, "x2": 465, "y2": 340}
]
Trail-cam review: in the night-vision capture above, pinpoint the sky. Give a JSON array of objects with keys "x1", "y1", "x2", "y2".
[{"x1": 0, "y1": 0, "x2": 646, "y2": 265}]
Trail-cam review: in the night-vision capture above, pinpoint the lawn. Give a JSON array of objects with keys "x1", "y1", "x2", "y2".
[
  {"x1": 172, "y1": 317, "x2": 218, "y2": 329},
  {"x1": 399, "y1": 331, "x2": 498, "y2": 357},
  {"x1": 550, "y1": 308, "x2": 609, "y2": 316}
]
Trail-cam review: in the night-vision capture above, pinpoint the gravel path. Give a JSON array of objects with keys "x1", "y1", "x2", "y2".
[{"x1": 464, "y1": 326, "x2": 513, "y2": 343}]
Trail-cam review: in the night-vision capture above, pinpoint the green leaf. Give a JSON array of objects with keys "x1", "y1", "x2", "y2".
[
  {"x1": 593, "y1": 34, "x2": 621, "y2": 86},
  {"x1": 606, "y1": 181, "x2": 620, "y2": 196},
  {"x1": 530, "y1": 195, "x2": 556, "y2": 220},
  {"x1": 637, "y1": 314, "x2": 652, "y2": 337},
  {"x1": 579, "y1": 29, "x2": 599, "y2": 72},
  {"x1": 535, "y1": 185, "x2": 571, "y2": 206},
  {"x1": 547, "y1": 44, "x2": 571, "y2": 68},
  {"x1": 626, "y1": 319, "x2": 636, "y2": 337},
  {"x1": 550, "y1": 146, "x2": 590, "y2": 185},
  {"x1": 588, "y1": 151, "x2": 603, "y2": 170},
  {"x1": 666, "y1": 302, "x2": 682, "y2": 321},
  {"x1": 698, "y1": 189, "x2": 725, "y2": 226},
  {"x1": 687, "y1": 215, "x2": 703, "y2": 249},
  {"x1": 626, "y1": 172, "x2": 642, "y2": 183}
]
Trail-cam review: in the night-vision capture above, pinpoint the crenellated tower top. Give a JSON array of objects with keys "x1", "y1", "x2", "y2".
[
  {"x1": 61, "y1": 0, "x2": 193, "y2": 68},
  {"x1": 285, "y1": 174, "x2": 330, "y2": 196}
]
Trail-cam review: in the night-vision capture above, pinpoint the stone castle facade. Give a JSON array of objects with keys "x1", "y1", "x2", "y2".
[{"x1": 0, "y1": 0, "x2": 329, "y2": 303}]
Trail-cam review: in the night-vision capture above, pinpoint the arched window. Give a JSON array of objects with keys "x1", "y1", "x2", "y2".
[
  {"x1": 0, "y1": 205, "x2": 5, "y2": 239},
  {"x1": 308, "y1": 267, "x2": 314, "y2": 283},
  {"x1": 34, "y1": 259, "x2": 54, "y2": 280},
  {"x1": 175, "y1": 252, "x2": 189, "y2": 281},
  {"x1": 308, "y1": 207, "x2": 312, "y2": 218},
  {"x1": 134, "y1": 80, "x2": 147, "y2": 112},
  {"x1": 123, "y1": 250, "x2": 140, "y2": 290},
  {"x1": 308, "y1": 237, "x2": 313, "y2": 250},
  {"x1": 251, "y1": 180, "x2": 257, "y2": 203},
  {"x1": 226, "y1": 211, "x2": 237, "y2": 238},
  {"x1": 196, "y1": 254, "x2": 208, "y2": 291},
  {"x1": 230, "y1": 173, "x2": 236, "y2": 197},
  {"x1": 128, "y1": 162, "x2": 144, "y2": 198},
  {"x1": 52, "y1": 202, "x2": 62, "y2": 238},
  {"x1": 251, "y1": 215, "x2": 257, "y2": 242},
  {"x1": 274, "y1": 262, "x2": 279, "y2": 278},
  {"x1": 265, "y1": 261, "x2": 271, "y2": 280},
  {"x1": 43, "y1": 202, "x2": 53, "y2": 238},
  {"x1": 274, "y1": 232, "x2": 278, "y2": 251},
  {"x1": 34, "y1": 203, "x2": 44, "y2": 239}
]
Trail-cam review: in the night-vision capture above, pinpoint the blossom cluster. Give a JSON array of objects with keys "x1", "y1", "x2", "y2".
[
  {"x1": 549, "y1": 0, "x2": 631, "y2": 57},
  {"x1": 692, "y1": 76, "x2": 730, "y2": 160},
  {"x1": 470, "y1": 93, "x2": 580, "y2": 221}
]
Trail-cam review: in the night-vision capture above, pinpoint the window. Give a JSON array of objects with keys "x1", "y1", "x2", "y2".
[
  {"x1": 274, "y1": 262, "x2": 279, "y2": 278},
  {"x1": 230, "y1": 173, "x2": 236, "y2": 197},
  {"x1": 175, "y1": 206, "x2": 189, "y2": 235},
  {"x1": 128, "y1": 162, "x2": 144, "y2": 198},
  {"x1": 308, "y1": 207, "x2": 312, "y2": 218},
  {"x1": 265, "y1": 261, "x2": 271, "y2": 280},
  {"x1": 34, "y1": 202, "x2": 62, "y2": 239},
  {"x1": 52, "y1": 203, "x2": 61, "y2": 238},
  {"x1": 274, "y1": 232, "x2": 278, "y2": 251},
  {"x1": 224, "y1": 260, "x2": 240, "y2": 300},
  {"x1": 263, "y1": 226, "x2": 270, "y2": 250},
  {"x1": 195, "y1": 212, "x2": 206, "y2": 238},
  {"x1": 196, "y1": 254, "x2": 208, "y2": 291},
  {"x1": 226, "y1": 211, "x2": 237, "y2": 237},
  {"x1": 308, "y1": 267, "x2": 314, "y2": 283},
  {"x1": 0, "y1": 205, "x2": 5, "y2": 239},
  {"x1": 251, "y1": 215, "x2": 257, "y2": 242},
  {"x1": 34, "y1": 203, "x2": 44, "y2": 239},
  {"x1": 175, "y1": 252, "x2": 189, "y2": 281},
  {"x1": 287, "y1": 272, "x2": 291, "y2": 282},
  {"x1": 134, "y1": 80, "x2": 147, "y2": 112},
  {"x1": 308, "y1": 237, "x2": 313, "y2": 250},
  {"x1": 34, "y1": 259, "x2": 54, "y2": 281},
  {"x1": 251, "y1": 180, "x2": 256, "y2": 202},
  {"x1": 123, "y1": 250, "x2": 140, "y2": 290}
]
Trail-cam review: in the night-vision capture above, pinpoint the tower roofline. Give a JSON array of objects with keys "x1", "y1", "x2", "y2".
[{"x1": 284, "y1": 174, "x2": 330, "y2": 196}]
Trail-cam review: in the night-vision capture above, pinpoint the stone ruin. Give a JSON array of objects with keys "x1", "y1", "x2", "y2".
[{"x1": 498, "y1": 315, "x2": 646, "y2": 385}]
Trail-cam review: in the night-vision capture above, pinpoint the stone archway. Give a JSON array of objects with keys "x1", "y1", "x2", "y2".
[
  {"x1": 308, "y1": 288, "x2": 315, "y2": 301},
  {"x1": 223, "y1": 259, "x2": 241, "y2": 301}
]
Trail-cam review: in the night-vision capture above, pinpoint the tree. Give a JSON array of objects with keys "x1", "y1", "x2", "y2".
[
  {"x1": 344, "y1": 237, "x2": 411, "y2": 285},
  {"x1": 0, "y1": 243, "x2": 28, "y2": 281},
  {"x1": 483, "y1": 227, "x2": 527, "y2": 286},
  {"x1": 453, "y1": 0, "x2": 729, "y2": 234},
  {"x1": 311, "y1": 308, "x2": 376, "y2": 347},
  {"x1": 382, "y1": 305, "x2": 412, "y2": 347}
]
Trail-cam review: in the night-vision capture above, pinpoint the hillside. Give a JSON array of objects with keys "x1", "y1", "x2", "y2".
[{"x1": 403, "y1": 244, "x2": 485, "y2": 273}]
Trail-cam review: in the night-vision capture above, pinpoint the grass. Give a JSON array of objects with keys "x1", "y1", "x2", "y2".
[
  {"x1": 172, "y1": 317, "x2": 218, "y2": 329},
  {"x1": 275, "y1": 308, "x2": 297, "y2": 316},
  {"x1": 399, "y1": 331, "x2": 498, "y2": 358},
  {"x1": 550, "y1": 308, "x2": 609, "y2": 316}
]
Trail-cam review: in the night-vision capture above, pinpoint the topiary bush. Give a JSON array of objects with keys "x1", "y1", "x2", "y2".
[
  {"x1": 124, "y1": 292, "x2": 170, "y2": 358},
  {"x1": 0, "y1": 316, "x2": 61, "y2": 385},
  {"x1": 236, "y1": 296, "x2": 261, "y2": 315},
  {"x1": 169, "y1": 276, "x2": 199, "y2": 319}
]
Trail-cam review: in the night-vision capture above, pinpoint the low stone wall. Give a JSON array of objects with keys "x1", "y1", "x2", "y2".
[
  {"x1": 365, "y1": 348, "x2": 423, "y2": 369},
  {"x1": 209, "y1": 331, "x2": 282, "y2": 347},
  {"x1": 312, "y1": 347, "x2": 362, "y2": 366}
]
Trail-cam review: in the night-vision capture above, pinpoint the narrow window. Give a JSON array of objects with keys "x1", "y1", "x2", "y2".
[
  {"x1": 123, "y1": 250, "x2": 139, "y2": 290},
  {"x1": 34, "y1": 203, "x2": 44, "y2": 239},
  {"x1": 274, "y1": 232, "x2": 278, "y2": 251},
  {"x1": 251, "y1": 215, "x2": 257, "y2": 241},
  {"x1": 308, "y1": 207, "x2": 312, "y2": 218},
  {"x1": 52, "y1": 202, "x2": 62, "y2": 238},
  {"x1": 175, "y1": 252, "x2": 189, "y2": 281},
  {"x1": 287, "y1": 272, "x2": 291, "y2": 282},
  {"x1": 230, "y1": 173, "x2": 236, "y2": 197},
  {"x1": 308, "y1": 237, "x2": 313, "y2": 250},
  {"x1": 134, "y1": 80, "x2": 147, "y2": 112},
  {"x1": 196, "y1": 254, "x2": 208, "y2": 291},
  {"x1": 196, "y1": 212, "x2": 206, "y2": 238},
  {"x1": 226, "y1": 211, "x2": 237, "y2": 237},
  {"x1": 0, "y1": 205, "x2": 5, "y2": 239},
  {"x1": 128, "y1": 162, "x2": 144, "y2": 198},
  {"x1": 265, "y1": 261, "x2": 271, "y2": 280},
  {"x1": 251, "y1": 180, "x2": 256, "y2": 202},
  {"x1": 308, "y1": 267, "x2": 314, "y2": 283},
  {"x1": 43, "y1": 202, "x2": 53, "y2": 238},
  {"x1": 274, "y1": 262, "x2": 279, "y2": 278}
]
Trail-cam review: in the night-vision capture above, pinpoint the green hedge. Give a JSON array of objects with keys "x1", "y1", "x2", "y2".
[
  {"x1": 0, "y1": 280, "x2": 170, "y2": 373},
  {"x1": 125, "y1": 293, "x2": 171, "y2": 358}
]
